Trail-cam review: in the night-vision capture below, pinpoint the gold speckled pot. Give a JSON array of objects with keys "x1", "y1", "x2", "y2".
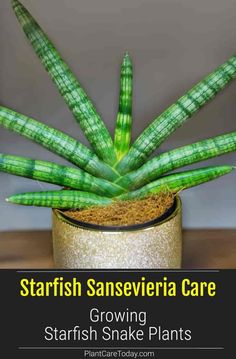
[{"x1": 52, "y1": 197, "x2": 182, "y2": 269}]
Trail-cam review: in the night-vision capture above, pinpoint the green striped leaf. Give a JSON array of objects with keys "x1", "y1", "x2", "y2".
[
  {"x1": 117, "y1": 132, "x2": 236, "y2": 189},
  {"x1": 0, "y1": 154, "x2": 125, "y2": 197},
  {"x1": 118, "y1": 166, "x2": 234, "y2": 200},
  {"x1": 7, "y1": 190, "x2": 112, "y2": 209},
  {"x1": 0, "y1": 106, "x2": 119, "y2": 181},
  {"x1": 114, "y1": 53, "x2": 133, "y2": 160},
  {"x1": 12, "y1": 0, "x2": 117, "y2": 165},
  {"x1": 116, "y1": 54, "x2": 236, "y2": 174}
]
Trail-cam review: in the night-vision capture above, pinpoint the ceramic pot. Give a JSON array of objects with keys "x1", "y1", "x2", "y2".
[{"x1": 52, "y1": 196, "x2": 182, "y2": 269}]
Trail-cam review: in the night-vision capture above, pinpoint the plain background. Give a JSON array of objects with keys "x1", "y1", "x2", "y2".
[{"x1": 0, "y1": 0, "x2": 235, "y2": 231}]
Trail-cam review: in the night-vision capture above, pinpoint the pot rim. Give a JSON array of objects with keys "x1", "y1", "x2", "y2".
[{"x1": 53, "y1": 196, "x2": 181, "y2": 233}]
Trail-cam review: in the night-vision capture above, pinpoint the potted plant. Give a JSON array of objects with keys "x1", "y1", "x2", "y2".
[{"x1": 0, "y1": 0, "x2": 235, "y2": 268}]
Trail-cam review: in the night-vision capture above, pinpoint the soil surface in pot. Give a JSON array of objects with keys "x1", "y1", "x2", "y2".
[{"x1": 63, "y1": 193, "x2": 175, "y2": 227}]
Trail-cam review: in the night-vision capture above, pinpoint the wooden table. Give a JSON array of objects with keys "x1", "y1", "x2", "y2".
[{"x1": 0, "y1": 230, "x2": 235, "y2": 268}]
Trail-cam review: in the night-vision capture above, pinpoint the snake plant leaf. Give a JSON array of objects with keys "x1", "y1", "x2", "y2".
[
  {"x1": 118, "y1": 166, "x2": 234, "y2": 200},
  {"x1": 0, "y1": 154, "x2": 124, "y2": 197},
  {"x1": 117, "y1": 131, "x2": 236, "y2": 189},
  {"x1": 11, "y1": 0, "x2": 117, "y2": 165},
  {"x1": 114, "y1": 53, "x2": 133, "y2": 160},
  {"x1": 7, "y1": 190, "x2": 112, "y2": 209},
  {"x1": 0, "y1": 106, "x2": 119, "y2": 182},
  {"x1": 116, "y1": 54, "x2": 236, "y2": 174}
]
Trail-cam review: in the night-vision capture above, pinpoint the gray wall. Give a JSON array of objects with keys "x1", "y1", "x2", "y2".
[{"x1": 0, "y1": 0, "x2": 235, "y2": 231}]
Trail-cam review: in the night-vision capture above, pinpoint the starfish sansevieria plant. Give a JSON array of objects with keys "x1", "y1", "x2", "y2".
[{"x1": 0, "y1": 0, "x2": 235, "y2": 209}]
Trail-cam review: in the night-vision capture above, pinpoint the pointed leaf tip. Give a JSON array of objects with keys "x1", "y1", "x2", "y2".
[
  {"x1": 123, "y1": 52, "x2": 132, "y2": 64},
  {"x1": 11, "y1": 0, "x2": 20, "y2": 9},
  {"x1": 6, "y1": 195, "x2": 19, "y2": 204},
  {"x1": 122, "y1": 52, "x2": 132, "y2": 66}
]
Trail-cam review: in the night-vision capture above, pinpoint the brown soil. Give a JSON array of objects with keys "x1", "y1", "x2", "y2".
[{"x1": 63, "y1": 192, "x2": 175, "y2": 227}]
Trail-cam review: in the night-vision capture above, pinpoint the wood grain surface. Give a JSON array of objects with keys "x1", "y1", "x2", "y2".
[{"x1": 0, "y1": 230, "x2": 235, "y2": 269}]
